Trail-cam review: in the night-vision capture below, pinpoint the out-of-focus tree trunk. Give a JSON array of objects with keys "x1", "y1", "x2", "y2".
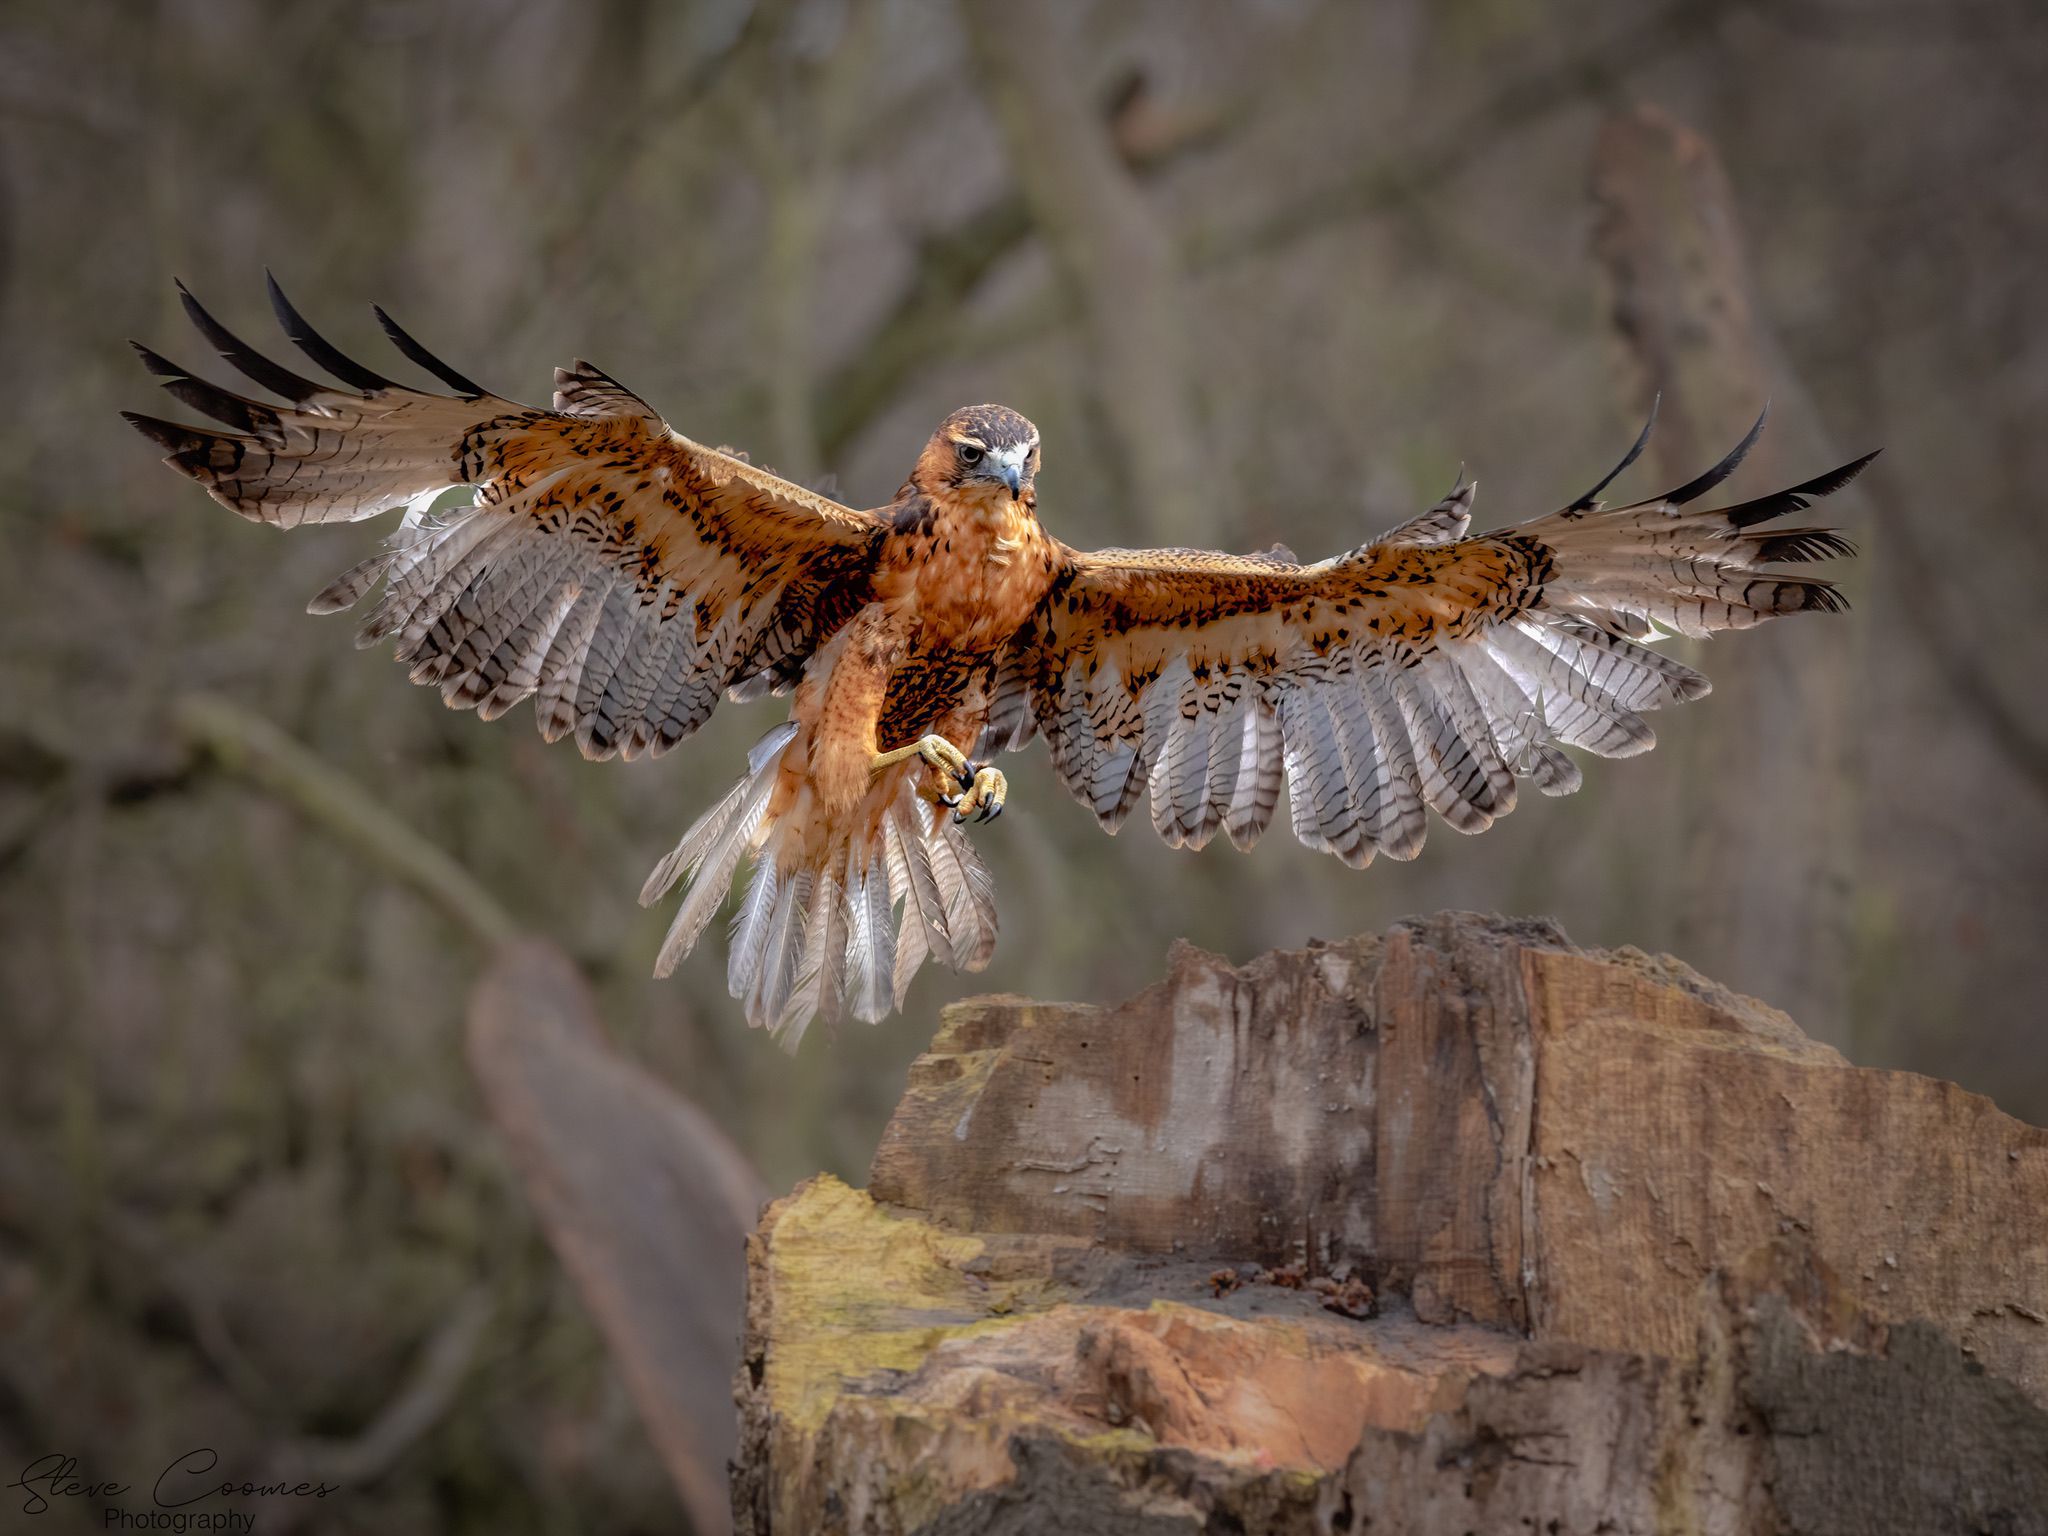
[
  {"x1": 742, "y1": 0, "x2": 876, "y2": 487},
  {"x1": 959, "y1": 0, "x2": 1216, "y2": 544},
  {"x1": 470, "y1": 941, "x2": 766, "y2": 1536},
  {"x1": 1590, "y1": 103, "x2": 1863, "y2": 1037}
]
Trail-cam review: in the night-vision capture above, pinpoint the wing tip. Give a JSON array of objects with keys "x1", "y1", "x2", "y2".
[
  {"x1": 172, "y1": 279, "x2": 325, "y2": 404},
  {"x1": 1719, "y1": 446, "x2": 1882, "y2": 530},
  {"x1": 372, "y1": 303, "x2": 488, "y2": 399},
  {"x1": 1661, "y1": 401, "x2": 1770, "y2": 507},
  {"x1": 121, "y1": 408, "x2": 203, "y2": 454},
  {"x1": 1564, "y1": 392, "x2": 1660, "y2": 513},
  {"x1": 266, "y1": 270, "x2": 398, "y2": 393}
]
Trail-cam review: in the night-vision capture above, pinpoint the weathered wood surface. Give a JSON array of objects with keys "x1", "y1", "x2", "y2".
[{"x1": 737, "y1": 913, "x2": 2048, "y2": 1534}]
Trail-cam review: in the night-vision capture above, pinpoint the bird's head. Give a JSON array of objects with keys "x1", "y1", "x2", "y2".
[{"x1": 912, "y1": 404, "x2": 1040, "y2": 508}]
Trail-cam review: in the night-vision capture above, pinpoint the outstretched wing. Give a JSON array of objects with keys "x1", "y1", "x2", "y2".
[
  {"x1": 1016, "y1": 416, "x2": 1872, "y2": 865},
  {"x1": 125, "y1": 278, "x2": 882, "y2": 760}
]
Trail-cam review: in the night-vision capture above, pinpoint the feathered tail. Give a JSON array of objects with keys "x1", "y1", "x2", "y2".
[{"x1": 638, "y1": 724, "x2": 997, "y2": 1050}]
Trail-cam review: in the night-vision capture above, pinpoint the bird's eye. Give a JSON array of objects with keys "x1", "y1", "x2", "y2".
[{"x1": 957, "y1": 443, "x2": 984, "y2": 465}]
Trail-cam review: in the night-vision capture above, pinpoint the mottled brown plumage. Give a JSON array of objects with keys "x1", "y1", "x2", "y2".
[{"x1": 126, "y1": 283, "x2": 1872, "y2": 1045}]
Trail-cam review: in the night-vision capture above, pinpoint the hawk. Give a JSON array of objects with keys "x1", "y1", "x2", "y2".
[{"x1": 126, "y1": 279, "x2": 1871, "y2": 1046}]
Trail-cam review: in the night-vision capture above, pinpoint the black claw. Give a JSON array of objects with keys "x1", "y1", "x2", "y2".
[
  {"x1": 937, "y1": 793, "x2": 960, "y2": 809},
  {"x1": 955, "y1": 763, "x2": 978, "y2": 792},
  {"x1": 953, "y1": 808, "x2": 970, "y2": 825},
  {"x1": 988, "y1": 802, "x2": 1004, "y2": 821}
]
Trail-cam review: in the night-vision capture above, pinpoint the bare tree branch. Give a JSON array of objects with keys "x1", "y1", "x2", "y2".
[
  {"x1": 1199, "y1": 0, "x2": 1733, "y2": 270},
  {"x1": 264, "y1": 1287, "x2": 493, "y2": 1510},
  {"x1": 171, "y1": 692, "x2": 522, "y2": 950},
  {"x1": 817, "y1": 71, "x2": 1239, "y2": 461},
  {"x1": 958, "y1": 0, "x2": 1215, "y2": 540},
  {"x1": 821, "y1": 0, "x2": 1734, "y2": 461}
]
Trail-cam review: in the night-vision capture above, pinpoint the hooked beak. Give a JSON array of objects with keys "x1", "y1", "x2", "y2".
[{"x1": 988, "y1": 442, "x2": 1030, "y2": 499}]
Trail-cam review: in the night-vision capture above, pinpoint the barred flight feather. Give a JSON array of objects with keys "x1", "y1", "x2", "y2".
[
  {"x1": 886, "y1": 802, "x2": 951, "y2": 973},
  {"x1": 1357, "y1": 669, "x2": 1426, "y2": 860},
  {"x1": 1224, "y1": 704, "x2": 1284, "y2": 852},
  {"x1": 1025, "y1": 414, "x2": 1868, "y2": 877},
  {"x1": 1188, "y1": 699, "x2": 1242, "y2": 850},
  {"x1": 1331, "y1": 685, "x2": 1387, "y2": 864},
  {"x1": 128, "y1": 279, "x2": 880, "y2": 768},
  {"x1": 129, "y1": 284, "x2": 1868, "y2": 1038}
]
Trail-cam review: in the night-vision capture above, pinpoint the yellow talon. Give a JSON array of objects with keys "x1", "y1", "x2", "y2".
[
  {"x1": 873, "y1": 733, "x2": 974, "y2": 795},
  {"x1": 955, "y1": 766, "x2": 1007, "y2": 824}
]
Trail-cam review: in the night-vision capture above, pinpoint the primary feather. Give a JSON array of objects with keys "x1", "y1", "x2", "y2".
[{"x1": 128, "y1": 283, "x2": 1870, "y2": 1044}]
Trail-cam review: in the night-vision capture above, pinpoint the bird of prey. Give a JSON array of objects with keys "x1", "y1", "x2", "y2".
[{"x1": 126, "y1": 280, "x2": 1871, "y2": 1046}]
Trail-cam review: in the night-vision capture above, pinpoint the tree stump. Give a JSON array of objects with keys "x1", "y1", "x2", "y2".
[{"x1": 732, "y1": 915, "x2": 2048, "y2": 1534}]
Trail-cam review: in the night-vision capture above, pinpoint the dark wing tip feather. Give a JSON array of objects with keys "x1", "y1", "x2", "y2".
[
  {"x1": 1800, "y1": 581, "x2": 1850, "y2": 615},
  {"x1": 174, "y1": 280, "x2": 323, "y2": 403},
  {"x1": 1749, "y1": 574, "x2": 1849, "y2": 616},
  {"x1": 122, "y1": 409, "x2": 206, "y2": 453},
  {"x1": 1747, "y1": 528, "x2": 1859, "y2": 563},
  {"x1": 129, "y1": 342, "x2": 273, "y2": 435},
  {"x1": 372, "y1": 305, "x2": 487, "y2": 398},
  {"x1": 129, "y1": 339, "x2": 182, "y2": 379},
  {"x1": 264, "y1": 269, "x2": 398, "y2": 393},
  {"x1": 1662, "y1": 402, "x2": 1770, "y2": 506},
  {"x1": 1565, "y1": 392, "x2": 1659, "y2": 512},
  {"x1": 1720, "y1": 448, "x2": 1881, "y2": 529}
]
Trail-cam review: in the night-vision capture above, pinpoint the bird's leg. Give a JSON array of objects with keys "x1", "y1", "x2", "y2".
[
  {"x1": 952, "y1": 765, "x2": 1007, "y2": 825},
  {"x1": 872, "y1": 734, "x2": 975, "y2": 804}
]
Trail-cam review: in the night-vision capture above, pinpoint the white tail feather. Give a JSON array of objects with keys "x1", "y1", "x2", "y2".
[
  {"x1": 726, "y1": 857, "x2": 780, "y2": 1000},
  {"x1": 779, "y1": 865, "x2": 846, "y2": 1049},
  {"x1": 845, "y1": 845, "x2": 896, "y2": 1026},
  {"x1": 647, "y1": 725, "x2": 795, "y2": 977},
  {"x1": 644, "y1": 721, "x2": 999, "y2": 1045}
]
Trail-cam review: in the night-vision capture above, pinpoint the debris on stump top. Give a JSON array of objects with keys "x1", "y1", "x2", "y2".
[{"x1": 735, "y1": 913, "x2": 2048, "y2": 1535}]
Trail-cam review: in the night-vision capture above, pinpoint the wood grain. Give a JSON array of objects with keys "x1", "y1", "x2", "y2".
[{"x1": 745, "y1": 914, "x2": 2048, "y2": 1531}]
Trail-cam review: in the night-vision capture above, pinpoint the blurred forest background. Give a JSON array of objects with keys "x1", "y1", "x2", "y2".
[{"x1": 4, "y1": 0, "x2": 2046, "y2": 1531}]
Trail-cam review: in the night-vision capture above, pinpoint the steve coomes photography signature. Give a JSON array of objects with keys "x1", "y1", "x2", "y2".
[{"x1": 9, "y1": 1448, "x2": 338, "y2": 1530}]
